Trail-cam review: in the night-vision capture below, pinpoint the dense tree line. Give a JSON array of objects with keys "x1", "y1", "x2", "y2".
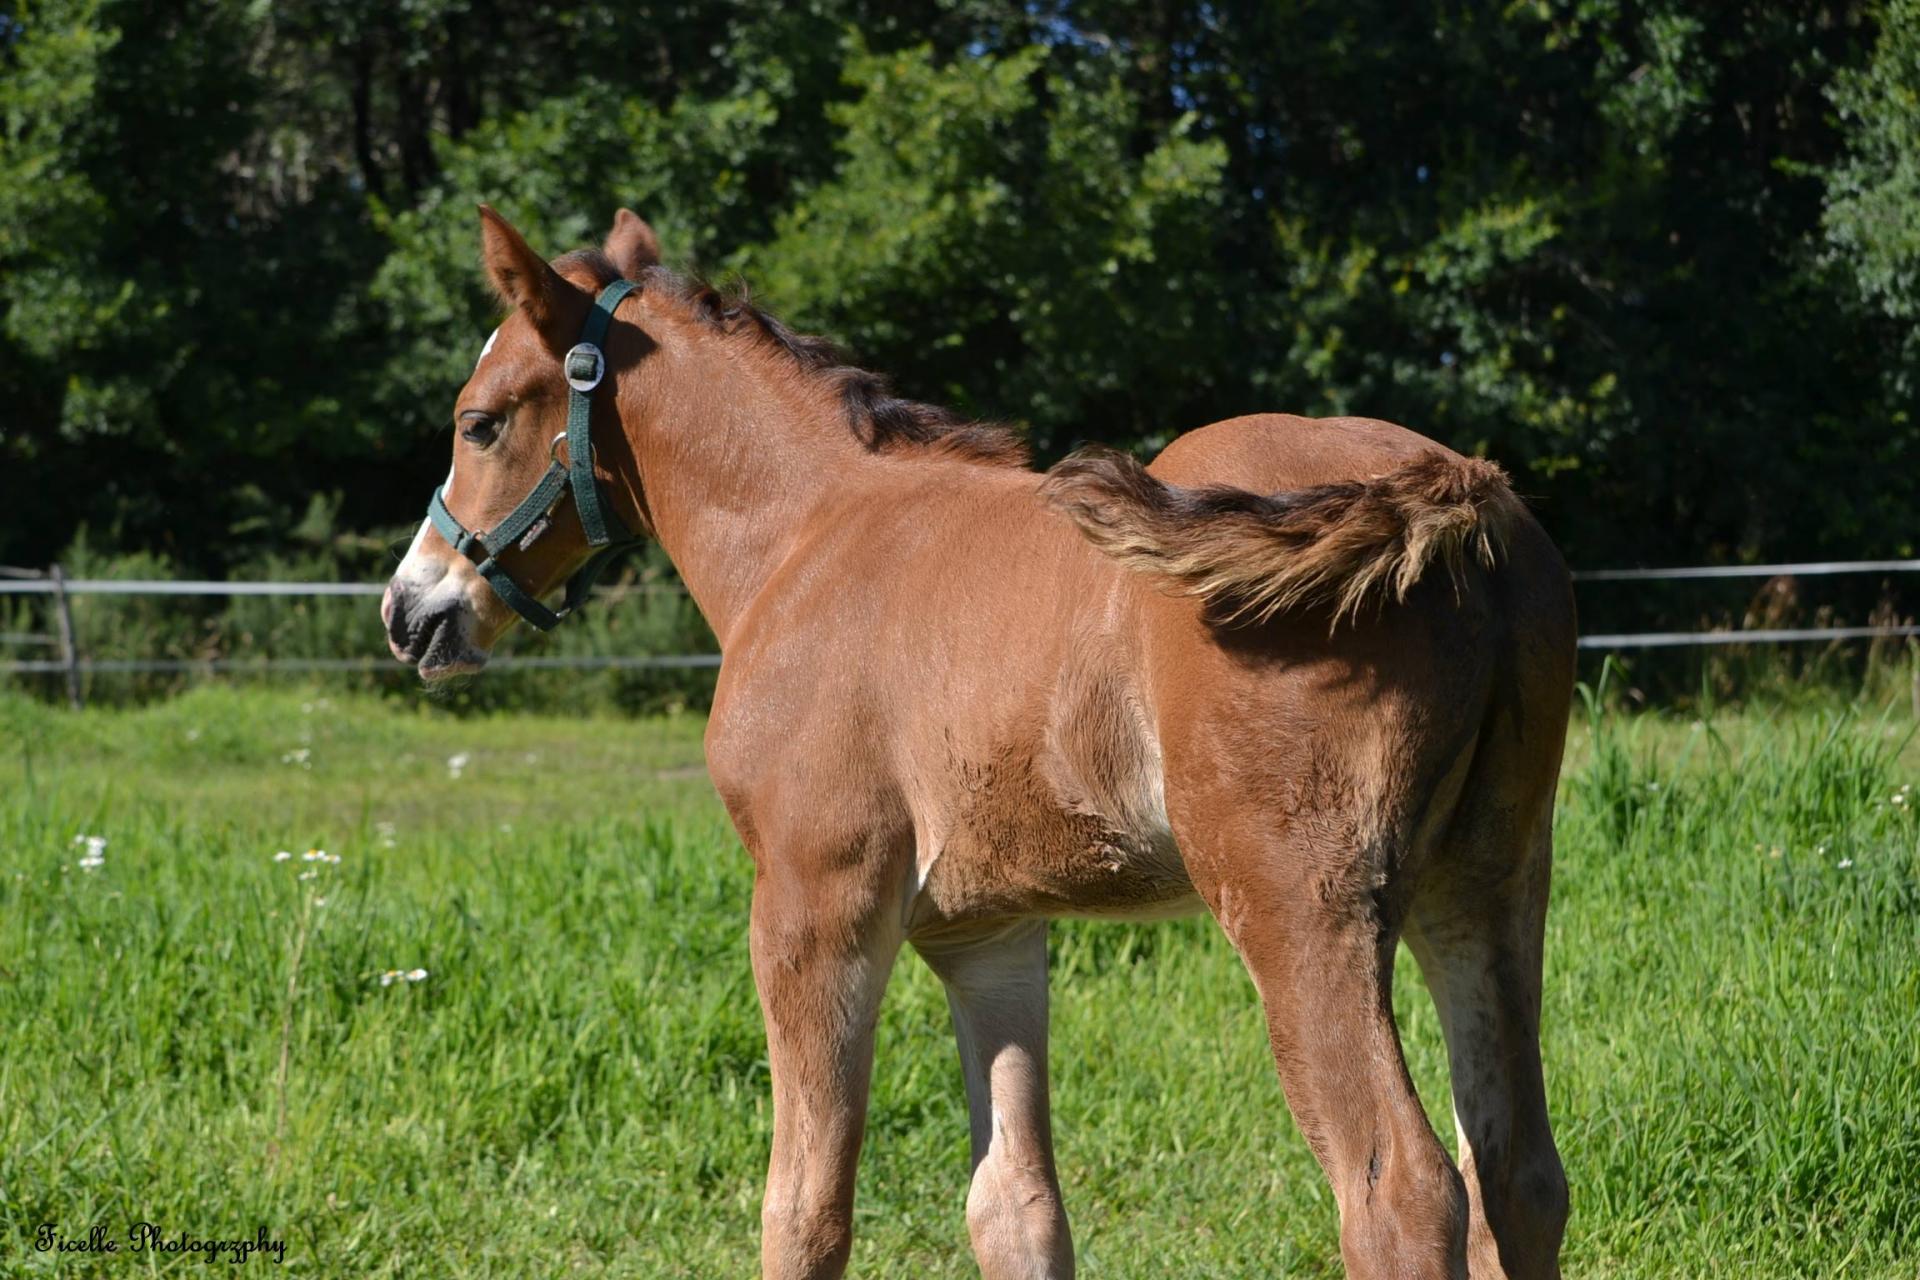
[{"x1": 2, "y1": 1, "x2": 1916, "y2": 595}]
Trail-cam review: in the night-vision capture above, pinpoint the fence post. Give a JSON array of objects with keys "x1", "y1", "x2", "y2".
[{"x1": 49, "y1": 564, "x2": 82, "y2": 711}]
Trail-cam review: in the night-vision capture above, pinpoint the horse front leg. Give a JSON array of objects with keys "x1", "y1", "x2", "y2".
[
  {"x1": 916, "y1": 918, "x2": 1074, "y2": 1280},
  {"x1": 750, "y1": 866, "x2": 903, "y2": 1280}
]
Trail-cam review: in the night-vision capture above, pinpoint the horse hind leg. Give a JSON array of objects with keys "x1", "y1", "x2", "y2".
[
  {"x1": 915, "y1": 919, "x2": 1074, "y2": 1280},
  {"x1": 1191, "y1": 796, "x2": 1471, "y2": 1280},
  {"x1": 1405, "y1": 802, "x2": 1569, "y2": 1280}
]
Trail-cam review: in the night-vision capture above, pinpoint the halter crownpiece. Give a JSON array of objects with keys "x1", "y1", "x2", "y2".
[{"x1": 426, "y1": 279, "x2": 643, "y2": 631}]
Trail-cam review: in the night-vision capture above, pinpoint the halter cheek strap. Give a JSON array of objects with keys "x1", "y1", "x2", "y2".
[{"x1": 427, "y1": 279, "x2": 643, "y2": 632}]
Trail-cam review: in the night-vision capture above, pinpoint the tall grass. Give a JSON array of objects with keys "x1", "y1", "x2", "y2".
[
  {"x1": 1552, "y1": 679, "x2": 1920, "y2": 1272},
  {"x1": 0, "y1": 687, "x2": 1914, "y2": 1276}
]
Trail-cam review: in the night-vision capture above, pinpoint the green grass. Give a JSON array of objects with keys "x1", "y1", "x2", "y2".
[{"x1": 0, "y1": 685, "x2": 1916, "y2": 1277}]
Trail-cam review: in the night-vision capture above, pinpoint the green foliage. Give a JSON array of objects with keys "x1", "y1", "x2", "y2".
[
  {"x1": 371, "y1": 85, "x2": 787, "y2": 426},
  {"x1": 0, "y1": 691, "x2": 1915, "y2": 1274},
  {"x1": 1826, "y1": 0, "x2": 1920, "y2": 325},
  {"x1": 1, "y1": 0, "x2": 1917, "y2": 632},
  {"x1": 746, "y1": 40, "x2": 1231, "y2": 447},
  {"x1": 1824, "y1": 0, "x2": 1920, "y2": 458}
]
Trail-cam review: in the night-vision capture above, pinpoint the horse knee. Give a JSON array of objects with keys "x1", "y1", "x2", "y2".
[
  {"x1": 761, "y1": 1189, "x2": 854, "y2": 1280},
  {"x1": 1339, "y1": 1145, "x2": 1469, "y2": 1280},
  {"x1": 965, "y1": 1155, "x2": 1073, "y2": 1280}
]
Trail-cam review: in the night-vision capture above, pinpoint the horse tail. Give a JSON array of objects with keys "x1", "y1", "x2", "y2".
[{"x1": 1039, "y1": 446, "x2": 1526, "y2": 629}]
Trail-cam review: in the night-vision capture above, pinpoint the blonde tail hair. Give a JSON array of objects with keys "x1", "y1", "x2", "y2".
[{"x1": 1041, "y1": 447, "x2": 1525, "y2": 628}]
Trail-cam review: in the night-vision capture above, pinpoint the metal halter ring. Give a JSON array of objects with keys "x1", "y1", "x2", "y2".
[
  {"x1": 548, "y1": 431, "x2": 571, "y2": 465},
  {"x1": 563, "y1": 342, "x2": 605, "y2": 392}
]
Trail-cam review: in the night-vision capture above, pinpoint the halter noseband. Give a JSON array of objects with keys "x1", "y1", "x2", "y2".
[{"x1": 427, "y1": 279, "x2": 642, "y2": 631}]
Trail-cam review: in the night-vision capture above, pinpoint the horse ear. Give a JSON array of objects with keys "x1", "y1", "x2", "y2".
[
  {"x1": 604, "y1": 208, "x2": 661, "y2": 278},
  {"x1": 477, "y1": 205, "x2": 582, "y2": 346}
]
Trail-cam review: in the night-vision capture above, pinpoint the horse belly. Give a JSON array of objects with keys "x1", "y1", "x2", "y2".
[{"x1": 908, "y1": 761, "x2": 1202, "y2": 929}]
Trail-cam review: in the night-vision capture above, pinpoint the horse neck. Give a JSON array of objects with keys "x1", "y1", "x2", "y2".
[{"x1": 616, "y1": 316, "x2": 880, "y2": 646}]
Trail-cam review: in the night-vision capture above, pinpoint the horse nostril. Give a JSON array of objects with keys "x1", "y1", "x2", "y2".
[{"x1": 384, "y1": 586, "x2": 418, "y2": 661}]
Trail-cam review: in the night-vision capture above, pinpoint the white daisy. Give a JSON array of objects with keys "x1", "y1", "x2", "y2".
[{"x1": 71, "y1": 833, "x2": 107, "y2": 869}]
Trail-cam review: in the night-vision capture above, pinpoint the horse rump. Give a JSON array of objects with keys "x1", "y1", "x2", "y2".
[{"x1": 1039, "y1": 445, "x2": 1524, "y2": 629}]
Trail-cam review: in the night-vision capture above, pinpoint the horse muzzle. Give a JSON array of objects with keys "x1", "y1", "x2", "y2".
[{"x1": 382, "y1": 580, "x2": 490, "y2": 680}]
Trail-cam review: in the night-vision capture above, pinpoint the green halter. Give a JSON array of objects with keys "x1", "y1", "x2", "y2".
[{"x1": 427, "y1": 279, "x2": 642, "y2": 631}]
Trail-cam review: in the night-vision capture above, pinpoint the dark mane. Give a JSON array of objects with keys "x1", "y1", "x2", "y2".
[{"x1": 554, "y1": 248, "x2": 1029, "y2": 467}]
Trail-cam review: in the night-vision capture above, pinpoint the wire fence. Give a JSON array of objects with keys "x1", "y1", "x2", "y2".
[
  {"x1": 0, "y1": 655, "x2": 722, "y2": 674},
  {"x1": 3, "y1": 560, "x2": 1918, "y2": 705},
  {"x1": 1570, "y1": 559, "x2": 1920, "y2": 582}
]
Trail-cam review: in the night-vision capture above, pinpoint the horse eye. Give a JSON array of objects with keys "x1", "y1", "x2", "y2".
[{"x1": 460, "y1": 412, "x2": 500, "y2": 446}]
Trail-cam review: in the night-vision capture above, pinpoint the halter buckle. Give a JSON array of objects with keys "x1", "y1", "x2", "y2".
[{"x1": 564, "y1": 342, "x2": 605, "y2": 392}]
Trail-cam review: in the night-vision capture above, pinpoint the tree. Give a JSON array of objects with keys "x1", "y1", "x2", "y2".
[{"x1": 1, "y1": 0, "x2": 1914, "y2": 595}]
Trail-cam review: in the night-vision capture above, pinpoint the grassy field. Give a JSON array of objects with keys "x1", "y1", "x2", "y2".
[{"x1": 1, "y1": 685, "x2": 1916, "y2": 1278}]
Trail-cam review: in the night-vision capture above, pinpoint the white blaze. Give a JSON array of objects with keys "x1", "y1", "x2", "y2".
[
  {"x1": 391, "y1": 321, "x2": 496, "y2": 615},
  {"x1": 394, "y1": 460, "x2": 471, "y2": 611}
]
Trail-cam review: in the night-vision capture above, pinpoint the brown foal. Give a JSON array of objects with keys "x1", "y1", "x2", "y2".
[{"x1": 382, "y1": 208, "x2": 1576, "y2": 1280}]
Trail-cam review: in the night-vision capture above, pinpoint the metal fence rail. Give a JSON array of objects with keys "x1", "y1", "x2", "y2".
[
  {"x1": 0, "y1": 654, "x2": 721, "y2": 675},
  {"x1": 1571, "y1": 558, "x2": 1920, "y2": 582},
  {"x1": 6, "y1": 558, "x2": 1911, "y2": 594},
  {"x1": 0, "y1": 578, "x2": 687, "y2": 597},
  {"x1": 1577, "y1": 625, "x2": 1920, "y2": 650},
  {"x1": 2, "y1": 561, "x2": 1917, "y2": 689}
]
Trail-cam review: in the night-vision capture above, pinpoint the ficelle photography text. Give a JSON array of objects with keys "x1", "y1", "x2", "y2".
[{"x1": 34, "y1": 1222, "x2": 287, "y2": 1264}]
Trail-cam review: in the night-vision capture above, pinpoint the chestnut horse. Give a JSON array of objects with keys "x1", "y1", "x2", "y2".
[{"x1": 382, "y1": 207, "x2": 1576, "y2": 1280}]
